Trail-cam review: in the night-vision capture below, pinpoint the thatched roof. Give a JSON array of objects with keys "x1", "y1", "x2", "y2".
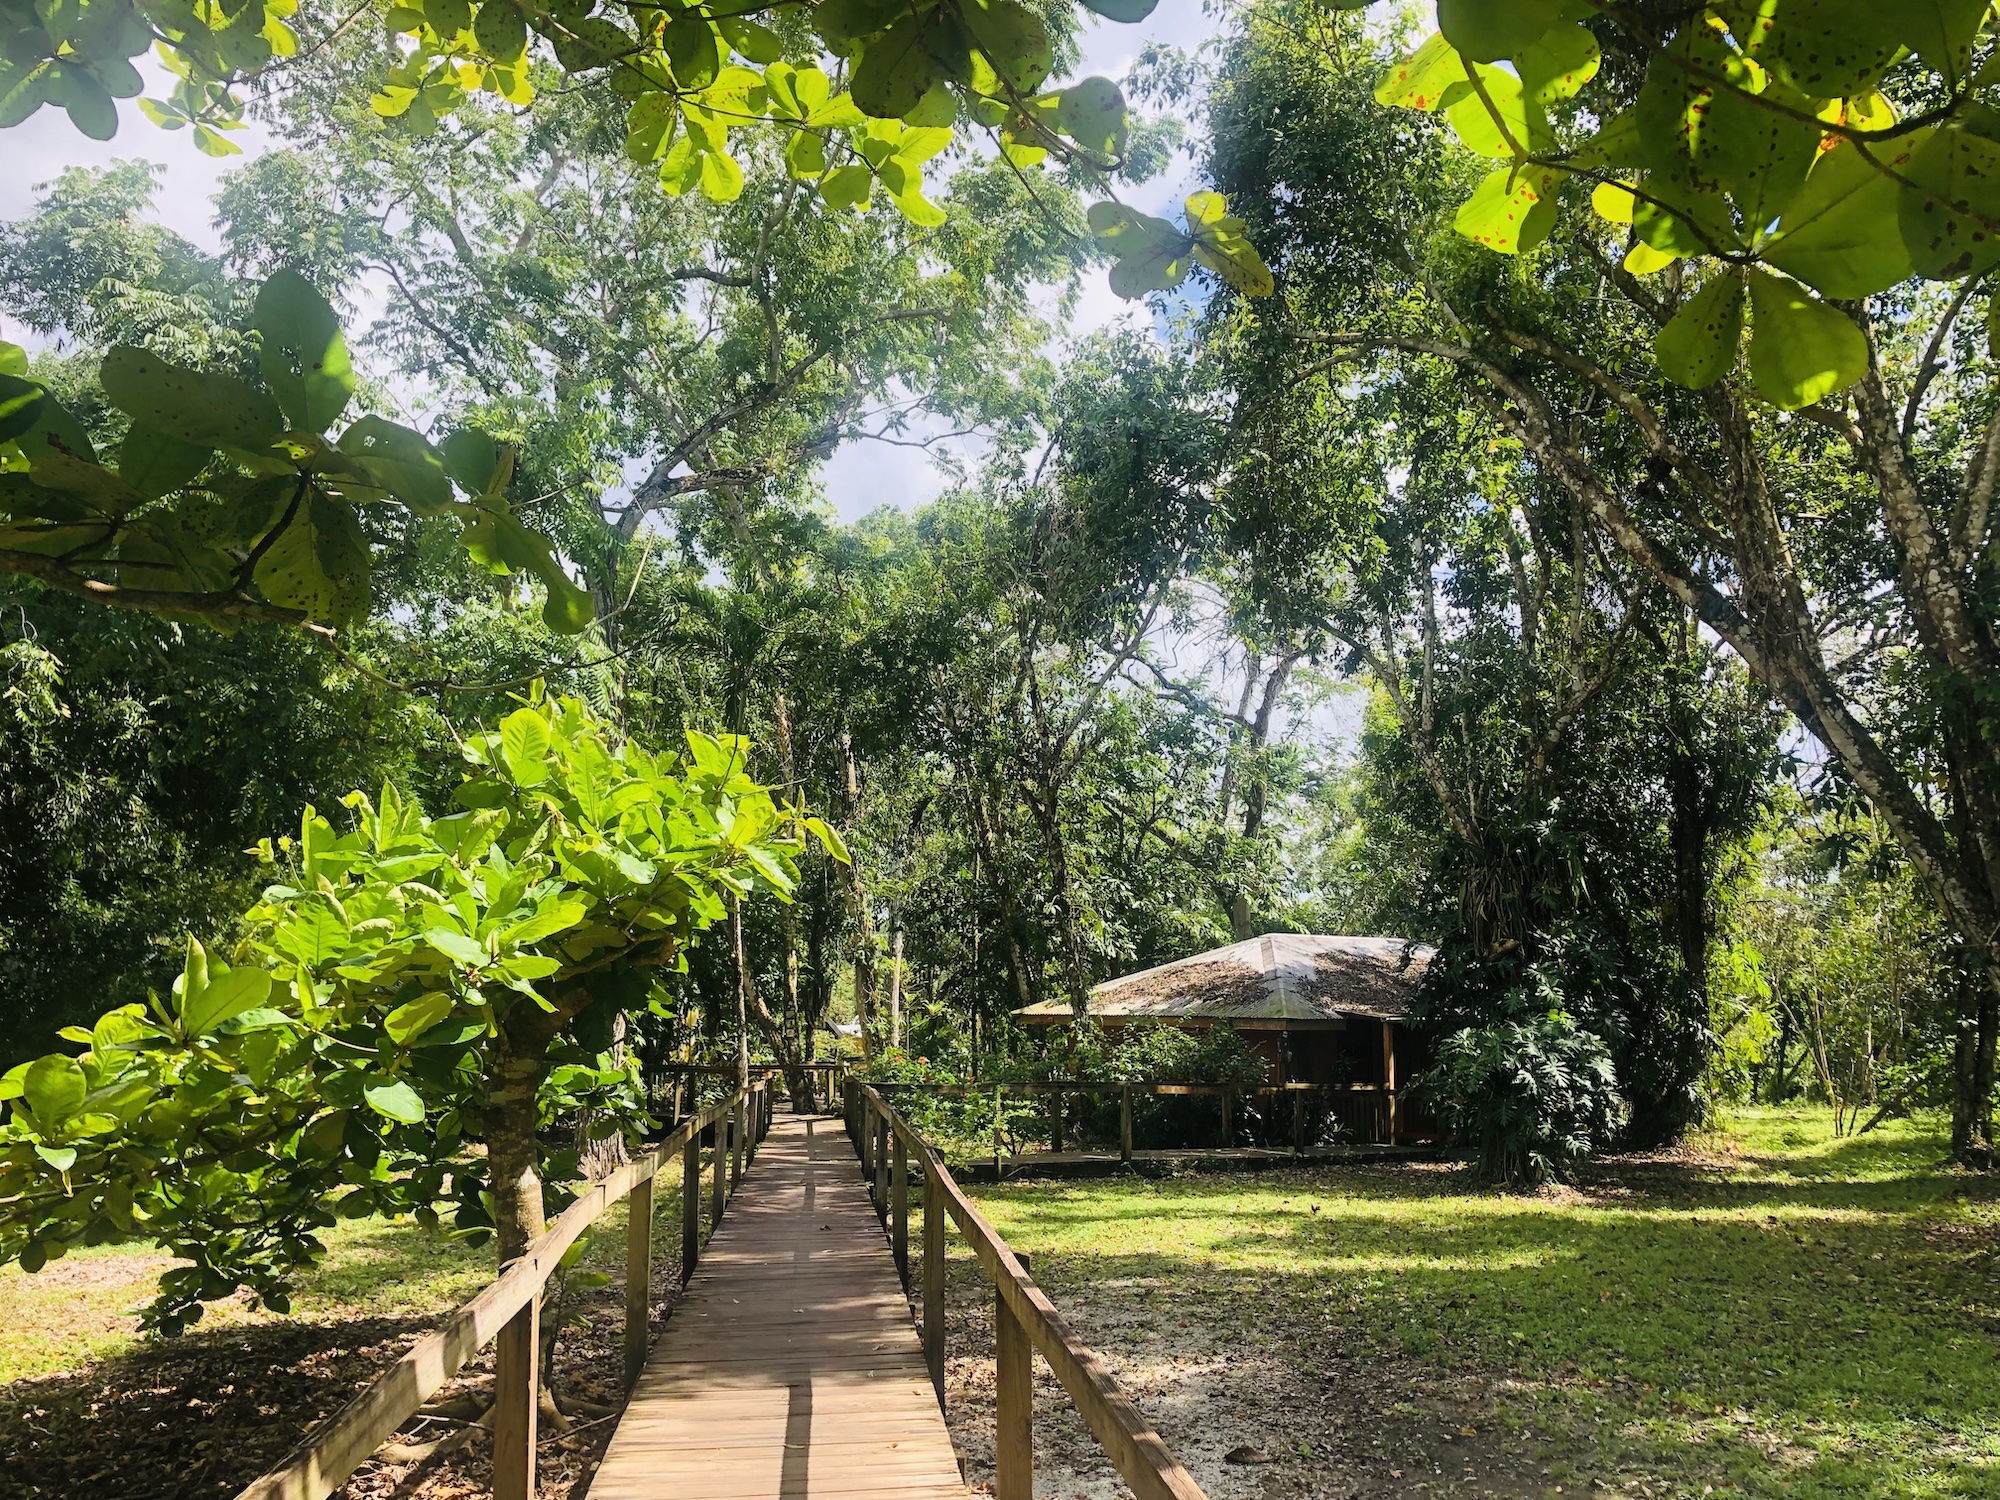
[{"x1": 1014, "y1": 934, "x2": 1432, "y2": 1028}]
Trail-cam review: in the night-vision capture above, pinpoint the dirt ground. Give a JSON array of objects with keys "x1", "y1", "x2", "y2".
[
  {"x1": 939, "y1": 1264, "x2": 1559, "y2": 1500},
  {"x1": 0, "y1": 1259, "x2": 651, "y2": 1500}
]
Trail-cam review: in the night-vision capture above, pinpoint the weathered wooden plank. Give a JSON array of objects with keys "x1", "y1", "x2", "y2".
[{"x1": 589, "y1": 1113, "x2": 966, "y2": 1500}]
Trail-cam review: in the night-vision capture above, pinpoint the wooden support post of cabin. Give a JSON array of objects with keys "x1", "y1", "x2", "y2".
[
  {"x1": 891, "y1": 1128, "x2": 909, "y2": 1283},
  {"x1": 875, "y1": 1113, "x2": 891, "y2": 1217},
  {"x1": 1382, "y1": 1020, "x2": 1398, "y2": 1144},
  {"x1": 995, "y1": 1251, "x2": 1033, "y2": 1500},
  {"x1": 731, "y1": 1096, "x2": 747, "y2": 1189},
  {"x1": 624, "y1": 1171, "x2": 652, "y2": 1387},
  {"x1": 1220, "y1": 1087, "x2": 1232, "y2": 1147},
  {"x1": 492, "y1": 1281, "x2": 539, "y2": 1500},
  {"x1": 1292, "y1": 1090, "x2": 1306, "y2": 1154},
  {"x1": 1120, "y1": 1085, "x2": 1133, "y2": 1167},
  {"x1": 1051, "y1": 1088, "x2": 1063, "y2": 1154},
  {"x1": 681, "y1": 1129, "x2": 700, "y2": 1282},
  {"x1": 922, "y1": 1157, "x2": 945, "y2": 1404},
  {"x1": 711, "y1": 1114, "x2": 727, "y2": 1229}
]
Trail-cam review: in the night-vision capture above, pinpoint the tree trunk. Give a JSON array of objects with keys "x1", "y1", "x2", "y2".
[
  {"x1": 1224, "y1": 652, "x2": 1298, "y2": 940},
  {"x1": 487, "y1": 1044, "x2": 549, "y2": 1265},
  {"x1": 731, "y1": 897, "x2": 751, "y2": 1090},
  {"x1": 773, "y1": 689, "x2": 803, "y2": 1070},
  {"x1": 887, "y1": 917, "x2": 905, "y2": 1051},
  {"x1": 839, "y1": 730, "x2": 877, "y2": 1056},
  {"x1": 1951, "y1": 962, "x2": 1999, "y2": 1166}
]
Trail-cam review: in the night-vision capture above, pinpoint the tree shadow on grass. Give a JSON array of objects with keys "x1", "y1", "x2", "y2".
[
  {"x1": 973, "y1": 1154, "x2": 2000, "y2": 1499},
  {"x1": 0, "y1": 1313, "x2": 439, "y2": 1500}
]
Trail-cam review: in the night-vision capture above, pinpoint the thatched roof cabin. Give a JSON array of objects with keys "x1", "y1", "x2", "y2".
[{"x1": 1013, "y1": 934, "x2": 1434, "y2": 1119}]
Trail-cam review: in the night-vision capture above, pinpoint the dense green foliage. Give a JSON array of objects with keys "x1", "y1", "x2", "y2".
[{"x1": 0, "y1": 689, "x2": 835, "y2": 1328}]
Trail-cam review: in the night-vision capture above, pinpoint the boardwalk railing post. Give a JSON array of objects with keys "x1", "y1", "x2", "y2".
[
  {"x1": 874, "y1": 1110, "x2": 890, "y2": 1219},
  {"x1": 625, "y1": 1170, "x2": 653, "y2": 1387},
  {"x1": 995, "y1": 1250, "x2": 1032, "y2": 1500},
  {"x1": 711, "y1": 1108, "x2": 727, "y2": 1229},
  {"x1": 1220, "y1": 1086, "x2": 1232, "y2": 1147},
  {"x1": 1120, "y1": 1085, "x2": 1133, "y2": 1168},
  {"x1": 1292, "y1": 1090, "x2": 1306, "y2": 1155},
  {"x1": 1050, "y1": 1088, "x2": 1063, "y2": 1154},
  {"x1": 860, "y1": 1094, "x2": 874, "y2": 1188},
  {"x1": 682, "y1": 1128, "x2": 700, "y2": 1283},
  {"x1": 493, "y1": 1284, "x2": 539, "y2": 1500},
  {"x1": 732, "y1": 1094, "x2": 747, "y2": 1190},
  {"x1": 891, "y1": 1128, "x2": 909, "y2": 1283},
  {"x1": 922, "y1": 1154, "x2": 944, "y2": 1405}
]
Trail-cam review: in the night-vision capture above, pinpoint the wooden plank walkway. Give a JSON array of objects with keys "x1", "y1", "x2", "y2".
[{"x1": 589, "y1": 1113, "x2": 968, "y2": 1500}]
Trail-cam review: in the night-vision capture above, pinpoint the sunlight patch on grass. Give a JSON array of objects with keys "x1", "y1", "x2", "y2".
[{"x1": 964, "y1": 1107, "x2": 2000, "y2": 1500}]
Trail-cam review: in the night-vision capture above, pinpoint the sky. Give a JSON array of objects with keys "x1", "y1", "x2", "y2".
[{"x1": 0, "y1": 1, "x2": 1220, "y2": 508}]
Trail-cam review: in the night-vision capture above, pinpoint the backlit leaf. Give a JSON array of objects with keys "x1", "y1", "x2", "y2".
[
  {"x1": 1455, "y1": 164, "x2": 1560, "y2": 255},
  {"x1": 1746, "y1": 269, "x2": 1869, "y2": 409},
  {"x1": 100, "y1": 346, "x2": 284, "y2": 453},
  {"x1": 362, "y1": 1076, "x2": 426, "y2": 1124},
  {"x1": 1765, "y1": 136, "x2": 1922, "y2": 296},
  {"x1": 254, "y1": 269, "x2": 355, "y2": 433},
  {"x1": 500, "y1": 707, "x2": 554, "y2": 786},
  {"x1": 1656, "y1": 273, "x2": 1747, "y2": 389}
]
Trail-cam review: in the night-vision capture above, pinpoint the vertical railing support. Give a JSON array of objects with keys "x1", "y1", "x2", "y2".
[
  {"x1": 1292, "y1": 1090, "x2": 1306, "y2": 1155},
  {"x1": 711, "y1": 1110, "x2": 727, "y2": 1228},
  {"x1": 891, "y1": 1128, "x2": 909, "y2": 1282},
  {"x1": 681, "y1": 1127, "x2": 700, "y2": 1283},
  {"x1": 1119, "y1": 1085, "x2": 1133, "y2": 1168},
  {"x1": 922, "y1": 1155, "x2": 944, "y2": 1405},
  {"x1": 1220, "y1": 1087, "x2": 1232, "y2": 1147},
  {"x1": 1050, "y1": 1088, "x2": 1063, "y2": 1154},
  {"x1": 493, "y1": 1284, "x2": 539, "y2": 1500},
  {"x1": 995, "y1": 1251, "x2": 1032, "y2": 1500},
  {"x1": 624, "y1": 1171, "x2": 652, "y2": 1387},
  {"x1": 992, "y1": 1086, "x2": 1002, "y2": 1180},
  {"x1": 874, "y1": 1111, "x2": 890, "y2": 1218},
  {"x1": 732, "y1": 1095, "x2": 747, "y2": 1190},
  {"x1": 860, "y1": 1095, "x2": 874, "y2": 1186}
]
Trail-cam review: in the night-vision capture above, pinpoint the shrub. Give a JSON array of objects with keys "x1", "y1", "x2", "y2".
[{"x1": 1418, "y1": 993, "x2": 1625, "y2": 1187}]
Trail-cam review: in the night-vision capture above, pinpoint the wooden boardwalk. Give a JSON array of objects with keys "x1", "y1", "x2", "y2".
[{"x1": 589, "y1": 1113, "x2": 968, "y2": 1500}]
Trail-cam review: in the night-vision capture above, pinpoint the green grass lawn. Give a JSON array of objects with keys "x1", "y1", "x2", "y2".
[{"x1": 962, "y1": 1108, "x2": 2000, "y2": 1500}]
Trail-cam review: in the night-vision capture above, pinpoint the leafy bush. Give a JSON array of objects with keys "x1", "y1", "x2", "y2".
[
  {"x1": 1418, "y1": 983, "x2": 1625, "y2": 1187},
  {"x1": 0, "y1": 689, "x2": 836, "y2": 1331}
]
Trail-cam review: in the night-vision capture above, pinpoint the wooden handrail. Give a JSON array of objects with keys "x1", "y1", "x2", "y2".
[
  {"x1": 234, "y1": 1083, "x2": 770, "y2": 1500},
  {"x1": 869, "y1": 1079, "x2": 1390, "y2": 1095},
  {"x1": 849, "y1": 1081, "x2": 1207, "y2": 1500}
]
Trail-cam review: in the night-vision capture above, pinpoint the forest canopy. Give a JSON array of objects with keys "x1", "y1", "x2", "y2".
[{"x1": 0, "y1": 0, "x2": 1995, "y2": 1350}]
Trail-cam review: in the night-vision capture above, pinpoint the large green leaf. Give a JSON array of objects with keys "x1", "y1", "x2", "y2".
[
  {"x1": 1656, "y1": 274, "x2": 1747, "y2": 389},
  {"x1": 1455, "y1": 164, "x2": 1560, "y2": 255},
  {"x1": 1721, "y1": 0, "x2": 1902, "y2": 97},
  {"x1": 851, "y1": 15, "x2": 936, "y2": 118},
  {"x1": 1186, "y1": 192, "x2": 1274, "y2": 296},
  {"x1": 1075, "y1": 0, "x2": 1155, "y2": 19},
  {"x1": 182, "y1": 966, "x2": 275, "y2": 1038},
  {"x1": 332, "y1": 415, "x2": 455, "y2": 513},
  {"x1": 253, "y1": 491, "x2": 372, "y2": 626},
  {"x1": 1763, "y1": 136, "x2": 1921, "y2": 295},
  {"x1": 22, "y1": 1055, "x2": 87, "y2": 1129},
  {"x1": 1055, "y1": 76, "x2": 1126, "y2": 157},
  {"x1": 1436, "y1": 0, "x2": 1563, "y2": 63},
  {"x1": 439, "y1": 428, "x2": 500, "y2": 492},
  {"x1": 1898, "y1": 125, "x2": 2000, "y2": 279},
  {"x1": 473, "y1": 0, "x2": 527, "y2": 61},
  {"x1": 0, "y1": 341, "x2": 26, "y2": 377},
  {"x1": 1746, "y1": 270, "x2": 1869, "y2": 409},
  {"x1": 11, "y1": 388, "x2": 98, "y2": 466},
  {"x1": 1376, "y1": 32, "x2": 1467, "y2": 112},
  {"x1": 362, "y1": 1076, "x2": 426, "y2": 1124},
  {"x1": 963, "y1": 0, "x2": 1049, "y2": 93},
  {"x1": 1895, "y1": 0, "x2": 1988, "y2": 87},
  {"x1": 500, "y1": 706, "x2": 554, "y2": 786},
  {"x1": 254, "y1": 270, "x2": 356, "y2": 434},
  {"x1": 384, "y1": 992, "x2": 454, "y2": 1046},
  {"x1": 119, "y1": 425, "x2": 213, "y2": 500},
  {"x1": 0, "y1": 374, "x2": 45, "y2": 444},
  {"x1": 1088, "y1": 200, "x2": 1196, "y2": 298},
  {"x1": 100, "y1": 346, "x2": 284, "y2": 453}
]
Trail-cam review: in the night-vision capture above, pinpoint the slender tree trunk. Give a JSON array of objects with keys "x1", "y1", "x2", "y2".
[
  {"x1": 965, "y1": 780, "x2": 1036, "y2": 1012},
  {"x1": 731, "y1": 897, "x2": 751, "y2": 1090},
  {"x1": 488, "y1": 1044, "x2": 549, "y2": 1265},
  {"x1": 1224, "y1": 653, "x2": 1299, "y2": 940},
  {"x1": 838, "y1": 730, "x2": 877, "y2": 1056},
  {"x1": 887, "y1": 917, "x2": 905, "y2": 1050},
  {"x1": 1952, "y1": 962, "x2": 2000, "y2": 1165}
]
